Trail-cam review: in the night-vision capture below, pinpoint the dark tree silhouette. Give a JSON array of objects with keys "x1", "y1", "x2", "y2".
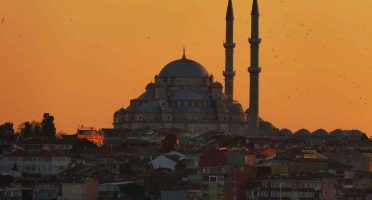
[
  {"x1": 32, "y1": 121, "x2": 41, "y2": 136},
  {"x1": 19, "y1": 121, "x2": 33, "y2": 139},
  {"x1": 18, "y1": 121, "x2": 43, "y2": 140},
  {"x1": 0, "y1": 122, "x2": 14, "y2": 143},
  {"x1": 40, "y1": 113, "x2": 56, "y2": 138}
]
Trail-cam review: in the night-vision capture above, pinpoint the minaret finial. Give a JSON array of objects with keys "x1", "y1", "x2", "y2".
[
  {"x1": 251, "y1": 0, "x2": 259, "y2": 15},
  {"x1": 226, "y1": 0, "x2": 234, "y2": 20},
  {"x1": 182, "y1": 46, "x2": 186, "y2": 59}
]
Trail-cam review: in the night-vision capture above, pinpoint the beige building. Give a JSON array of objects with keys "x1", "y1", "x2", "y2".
[{"x1": 61, "y1": 178, "x2": 99, "y2": 200}]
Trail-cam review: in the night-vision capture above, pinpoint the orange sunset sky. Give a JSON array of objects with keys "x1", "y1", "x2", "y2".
[{"x1": 0, "y1": 0, "x2": 371, "y2": 134}]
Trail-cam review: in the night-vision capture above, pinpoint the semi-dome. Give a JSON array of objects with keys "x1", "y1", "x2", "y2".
[
  {"x1": 212, "y1": 82, "x2": 223, "y2": 88},
  {"x1": 159, "y1": 57, "x2": 209, "y2": 78},
  {"x1": 138, "y1": 103, "x2": 161, "y2": 113},
  {"x1": 138, "y1": 89, "x2": 155, "y2": 100}
]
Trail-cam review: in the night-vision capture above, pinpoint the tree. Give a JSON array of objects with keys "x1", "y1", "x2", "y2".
[
  {"x1": 17, "y1": 113, "x2": 57, "y2": 139},
  {"x1": 40, "y1": 113, "x2": 56, "y2": 138},
  {"x1": 18, "y1": 121, "x2": 42, "y2": 140},
  {"x1": 0, "y1": 122, "x2": 13, "y2": 136},
  {"x1": 0, "y1": 122, "x2": 14, "y2": 142},
  {"x1": 19, "y1": 121, "x2": 33, "y2": 139}
]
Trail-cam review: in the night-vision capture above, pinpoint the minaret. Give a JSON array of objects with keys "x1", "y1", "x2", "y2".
[
  {"x1": 223, "y1": 0, "x2": 236, "y2": 101},
  {"x1": 248, "y1": 0, "x2": 261, "y2": 134}
]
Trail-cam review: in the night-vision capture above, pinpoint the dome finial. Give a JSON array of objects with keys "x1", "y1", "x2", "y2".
[{"x1": 182, "y1": 46, "x2": 186, "y2": 59}]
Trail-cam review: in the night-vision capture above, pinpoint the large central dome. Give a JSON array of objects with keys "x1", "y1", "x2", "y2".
[{"x1": 159, "y1": 57, "x2": 209, "y2": 78}]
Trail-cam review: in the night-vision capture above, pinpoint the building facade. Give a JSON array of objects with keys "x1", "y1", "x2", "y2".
[{"x1": 0, "y1": 151, "x2": 71, "y2": 176}]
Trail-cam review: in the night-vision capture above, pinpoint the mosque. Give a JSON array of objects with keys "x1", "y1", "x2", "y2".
[{"x1": 113, "y1": 0, "x2": 277, "y2": 136}]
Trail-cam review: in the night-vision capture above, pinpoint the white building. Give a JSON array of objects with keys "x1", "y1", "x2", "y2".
[
  {"x1": 0, "y1": 151, "x2": 71, "y2": 176},
  {"x1": 149, "y1": 155, "x2": 179, "y2": 171},
  {"x1": 21, "y1": 138, "x2": 73, "y2": 152}
]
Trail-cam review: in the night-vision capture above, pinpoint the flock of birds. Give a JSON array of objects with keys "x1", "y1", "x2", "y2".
[{"x1": 0, "y1": 0, "x2": 369, "y2": 106}]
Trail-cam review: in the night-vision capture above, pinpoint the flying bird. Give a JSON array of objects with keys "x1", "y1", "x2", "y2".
[{"x1": 1, "y1": 17, "x2": 5, "y2": 23}]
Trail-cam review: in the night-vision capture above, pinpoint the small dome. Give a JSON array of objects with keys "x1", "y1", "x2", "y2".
[
  {"x1": 278, "y1": 128, "x2": 293, "y2": 136},
  {"x1": 260, "y1": 120, "x2": 275, "y2": 129},
  {"x1": 146, "y1": 83, "x2": 154, "y2": 90},
  {"x1": 312, "y1": 129, "x2": 328, "y2": 136},
  {"x1": 227, "y1": 102, "x2": 244, "y2": 113},
  {"x1": 212, "y1": 82, "x2": 223, "y2": 88},
  {"x1": 138, "y1": 103, "x2": 161, "y2": 113},
  {"x1": 345, "y1": 130, "x2": 365, "y2": 136},
  {"x1": 329, "y1": 129, "x2": 345, "y2": 136},
  {"x1": 294, "y1": 128, "x2": 311, "y2": 136},
  {"x1": 159, "y1": 58, "x2": 209, "y2": 78},
  {"x1": 114, "y1": 108, "x2": 126, "y2": 116}
]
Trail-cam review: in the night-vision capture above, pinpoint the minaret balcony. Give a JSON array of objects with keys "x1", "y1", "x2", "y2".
[
  {"x1": 223, "y1": 70, "x2": 236, "y2": 77},
  {"x1": 249, "y1": 38, "x2": 261, "y2": 45},
  {"x1": 223, "y1": 43, "x2": 236, "y2": 48},
  {"x1": 248, "y1": 67, "x2": 261, "y2": 74}
]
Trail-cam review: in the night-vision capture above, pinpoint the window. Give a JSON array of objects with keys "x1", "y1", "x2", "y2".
[
  {"x1": 209, "y1": 176, "x2": 217, "y2": 182},
  {"x1": 271, "y1": 191, "x2": 276, "y2": 197},
  {"x1": 260, "y1": 191, "x2": 268, "y2": 197}
]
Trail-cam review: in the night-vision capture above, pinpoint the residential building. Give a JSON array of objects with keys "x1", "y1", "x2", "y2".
[
  {"x1": 0, "y1": 151, "x2": 71, "y2": 176},
  {"x1": 61, "y1": 178, "x2": 99, "y2": 200}
]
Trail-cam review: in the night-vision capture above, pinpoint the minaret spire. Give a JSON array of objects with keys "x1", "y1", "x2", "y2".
[
  {"x1": 223, "y1": 0, "x2": 236, "y2": 101},
  {"x1": 226, "y1": 0, "x2": 234, "y2": 20},
  {"x1": 248, "y1": 0, "x2": 261, "y2": 134},
  {"x1": 182, "y1": 46, "x2": 186, "y2": 59}
]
